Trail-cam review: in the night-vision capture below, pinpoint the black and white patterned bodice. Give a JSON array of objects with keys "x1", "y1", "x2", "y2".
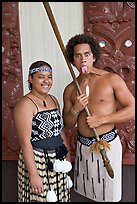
[{"x1": 30, "y1": 108, "x2": 63, "y2": 142}]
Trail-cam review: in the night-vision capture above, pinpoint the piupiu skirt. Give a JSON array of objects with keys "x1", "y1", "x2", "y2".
[
  {"x1": 18, "y1": 148, "x2": 70, "y2": 202},
  {"x1": 74, "y1": 128, "x2": 122, "y2": 202}
]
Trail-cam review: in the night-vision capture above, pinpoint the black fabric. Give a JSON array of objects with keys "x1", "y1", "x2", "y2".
[{"x1": 31, "y1": 135, "x2": 63, "y2": 150}]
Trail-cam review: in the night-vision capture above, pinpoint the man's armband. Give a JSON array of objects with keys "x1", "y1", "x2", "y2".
[{"x1": 71, "y1": 106, "x2": 79, "y2": 117}]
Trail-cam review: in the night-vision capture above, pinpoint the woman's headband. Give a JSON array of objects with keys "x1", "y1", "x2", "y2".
[{"x1": 29, "y1": 67, "x2": 52, "y2": 75}]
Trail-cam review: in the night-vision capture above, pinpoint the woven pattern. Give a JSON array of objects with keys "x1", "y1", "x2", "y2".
[{"x1": 18, "y1": 149, "x2": 70, "y2": 202}]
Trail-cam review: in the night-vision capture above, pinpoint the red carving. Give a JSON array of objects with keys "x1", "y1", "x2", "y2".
[
  {"x1": 64, "y1": 127, "x2": 77, "y2": 163},
  {"x1": 2, "y1": 2, "x2": 23, "y2": 160}
]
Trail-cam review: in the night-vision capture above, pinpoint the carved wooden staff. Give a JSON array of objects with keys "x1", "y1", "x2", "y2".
[{"x1": 43, "y1": 2, "x2": 114, "y2": 178}]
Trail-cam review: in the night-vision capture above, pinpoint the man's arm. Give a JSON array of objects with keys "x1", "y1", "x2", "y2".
[
  {"x1": 62, "y1": 84, "x2": 89, "y2": 128},
  {"x1": 62, "y1": 86, "x2": 78, "y2": 128},
  {"x1": 104, "y1": 74, "x2": 135, "y2": 123}
]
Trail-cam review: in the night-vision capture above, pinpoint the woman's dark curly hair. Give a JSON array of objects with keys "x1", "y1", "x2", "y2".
[
  {"x1": 66, "y1": 34, "x2": 100, "y2": 65},
  {"x1": 28, "y1": 60, "x2": 52, "y2": 90}
]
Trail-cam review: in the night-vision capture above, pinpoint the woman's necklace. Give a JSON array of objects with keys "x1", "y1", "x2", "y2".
[{"x1": 31, "y1": 93, "x2": 47, "y2": 107}]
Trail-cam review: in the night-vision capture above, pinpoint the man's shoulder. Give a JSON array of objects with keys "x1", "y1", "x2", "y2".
[
  {"x1": 99, "y1": 70, "x2": 120, "y2": 79},
  {"x1": 65, "y1": 81, "x2": 75, "y2": 89},
  {"x1": 105, "y1": 72, "x2": 122, "y2": 79},
  {"x1": 63, "y1": 81, "x2": 76, "y2": 97},
  {"x1": 102, "y1": 72, "x2": 124, "y2": 86}
]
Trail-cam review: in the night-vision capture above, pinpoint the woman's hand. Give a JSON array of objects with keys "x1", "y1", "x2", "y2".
[{"x1": 30, "y1": 173, "x2": 44, "y2": 194}]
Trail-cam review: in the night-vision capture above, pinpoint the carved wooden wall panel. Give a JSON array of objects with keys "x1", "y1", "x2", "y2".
[
  {"x1": 2, "y1": 2, "x2": 23, "y2": 160},
  {"x1": 84, "y1": 2, "x2": 135, "y2": 164}
]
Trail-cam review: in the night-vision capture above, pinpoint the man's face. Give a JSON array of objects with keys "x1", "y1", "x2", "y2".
[{"x1": 73, "y1": 43, "x2": 95, "y2": 73}]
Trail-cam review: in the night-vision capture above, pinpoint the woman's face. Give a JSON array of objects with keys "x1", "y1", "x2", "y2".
[{"x1": 29, "y1": 66, "x2": 53, "y2": 94}]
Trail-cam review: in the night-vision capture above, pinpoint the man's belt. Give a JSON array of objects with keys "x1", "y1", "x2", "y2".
[{"x1": 77, "y1": 127, "x2": 117, "y2": 146}]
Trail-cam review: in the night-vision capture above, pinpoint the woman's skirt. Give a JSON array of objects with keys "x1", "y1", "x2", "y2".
[
  {"x1": 18, "y1": 148, "x2": 70, "y2": 202},
  {"x1": 74, "y1": 128, "x2": 122, "y2": 202}
]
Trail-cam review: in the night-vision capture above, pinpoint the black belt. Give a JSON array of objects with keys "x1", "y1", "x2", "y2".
[
  {"x1": 77, "y1": 127, "x2": 117, "y2": 146},
  {"x1": 31, "y1": 135, "x2": 63, "y2": 151},
  {"x1": 32, "y1": 143, "x2": 68, "y2": 160}
]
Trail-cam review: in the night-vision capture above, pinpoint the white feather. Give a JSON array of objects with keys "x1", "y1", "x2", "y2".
[
  {"x1": 53, "y1": 159, "x2": 72, "y2": 173},
  {"x1": 46, "y1": 189, "x2": 57, "y2": 202},
  {"x1": 86, "y1": 84, "x2": 89, "y2": 97},
  {"x1": 66, "y1": 175, "x2": 73, "y2": 188}
]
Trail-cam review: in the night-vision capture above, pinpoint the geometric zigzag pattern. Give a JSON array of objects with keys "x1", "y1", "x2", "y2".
[
  {"x1": 31, "y1": 109, "x2": 64, "y2": 142},
  {"x1": 77, "y1": 129, "x2": 117, "y2": 146}
]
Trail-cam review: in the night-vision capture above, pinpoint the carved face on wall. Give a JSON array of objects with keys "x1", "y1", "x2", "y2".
[{"x1": 85, "y1": 2, "x2": 135, "y2": 94}]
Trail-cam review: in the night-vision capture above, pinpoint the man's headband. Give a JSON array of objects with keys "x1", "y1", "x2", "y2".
[{"x1": 29, "y1": 67, "x2": 52, "y2": 75}]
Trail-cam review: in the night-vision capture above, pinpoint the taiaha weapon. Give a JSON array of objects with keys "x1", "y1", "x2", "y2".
[{"x1": 43, "y1": 2, "x2": 114, "y2": 179}]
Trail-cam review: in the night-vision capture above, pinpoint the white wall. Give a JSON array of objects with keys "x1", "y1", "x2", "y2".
[{"x1": 19, "y1": 2, "x2": 83, "y2": 109}]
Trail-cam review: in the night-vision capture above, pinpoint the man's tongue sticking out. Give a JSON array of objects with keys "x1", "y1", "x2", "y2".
[{"x1": 81, "y1": 66, "x2": 88, "y2": 74}]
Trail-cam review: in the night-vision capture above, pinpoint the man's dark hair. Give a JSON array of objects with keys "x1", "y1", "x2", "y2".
[{"x1": 66, "y1": 34, "x2": 100, "y2": 65}]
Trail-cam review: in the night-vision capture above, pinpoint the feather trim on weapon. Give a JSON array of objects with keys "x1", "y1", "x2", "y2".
[
  {"x1": 89, "y1": 140, "x2": 114, "y2": 178},
  {"x1": 89, "y1": 140, "x2": 110, "y2": 152}
]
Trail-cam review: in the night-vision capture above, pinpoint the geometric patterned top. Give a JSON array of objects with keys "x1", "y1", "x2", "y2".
[{"x1": 30, "y1": 109, "x2": 64, "y2": 142}]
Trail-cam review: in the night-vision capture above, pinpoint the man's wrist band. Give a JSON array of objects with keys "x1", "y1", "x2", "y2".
[{"x1": 71, "y1": 106, "x2": 79, "y2": 117}]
